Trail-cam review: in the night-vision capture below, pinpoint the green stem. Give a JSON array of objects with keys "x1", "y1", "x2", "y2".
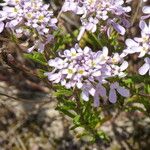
[{"x1": 74, "y1": 89, "x2": 102, "y2": 141}]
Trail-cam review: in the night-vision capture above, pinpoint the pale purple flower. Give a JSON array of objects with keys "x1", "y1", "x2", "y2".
[
  {"x1": 109, "y1": 82, "x2": 130, "y2": 103},
  {"x1": 27, "y1": 35, "x2": 53, "y2": 53},
  {"x1": 81, "y1": 83, "x2": 96, "y2": 101},
  {"x1": 124, "y1": 20, "x2": 150, "y2": 57},
  {"x1": 94, "y1": 83, "x2": 107, "y2": 107},
  {"x1": 62, "y1": 1, "x2": 85, "y2": 15},
  {"x1": 0, "y1": 11, "x2": 7, "y2": 33},
  {"x1": 45, "y1": 44, "x2": 130, "y2": 106},
  {"x1": 110, "y1": 61, "x2": 128, "y2": 78},
  {"x1": 84, "y1": 17, "x2": 99, "y2": 32},
  {"x1": 0, "y1": 0, "x2": 58, "y2": 53},
  {"x1": 62, "y1": 0, "x2": 131, "y2": 40}
]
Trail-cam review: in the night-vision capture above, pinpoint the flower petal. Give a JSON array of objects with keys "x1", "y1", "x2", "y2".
[
  {"x1": 139, "y1": 63, "x2": 150, "y2": 75},
  {"x1": 117, "y1": 86, "x2": 130, "y2": 97},
  {"x1": 112, "y1": 22, "x2": 125, "y2": 35},
  {"x1": 120, "y1": 61, "x2": 128, "y2": 71},
  {"x1": 125, "y1": 39, "x2": 139, "y2": 47},
  {"x1": 94, "y1": 93, "x2": 100, "y2": 107},
  {"x1": 0, "y1": 21, "x2": 4, "y2": 33},
  {"x1": 142, "y1": 6, "x2": 150, "y2": 14},
  {"x1": 81, "y1": 90, "x2": 89, "y2": 101},
  {"x1": 109, "y1": 89, "x2": 117, "y2": 103}
]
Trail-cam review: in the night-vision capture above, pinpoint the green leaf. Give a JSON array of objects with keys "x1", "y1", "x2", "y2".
[
  {"x1": 56, "y1": 106, "x2": 75, "y2": 118},
  {"x1": 73, "y1": 115, "x2": 81, "y2": 126},
  {"x1": 54, "y1": 89, "x2": 73, "y2": 97},
  {"x1": 97, "y1": 131, "x2": 109, "y2": 141},
  {"x1": 62, "y1": 100, "x2": 76, "y2": 109},
  {"x1": 37, "y1": 69, "x2": 47, "y2": 79},
  {"x1": 126, "y1": 75, "x2": 150, "y2": 84},
  {"x1": 24, "y1": 52, "x2": 47, "y2": 65},
  {"x1": 126, "y1": 106, "x2": 146, "y2": 113},
  {"x1": 70, "y1": 125, "x2": 80, "y2": 130},
  {"x1": 137, "y1": 97, "x2": 150, "y2": 113}
]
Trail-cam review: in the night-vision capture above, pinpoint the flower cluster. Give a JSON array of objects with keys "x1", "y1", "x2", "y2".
[
  {"x1": 0, "y1": 0, "x2": 57, "y2": 52},
  {"x1": 45, "y1": 44, "x2": 130, "y2": 106},
  {"x1": 1, "y1": 0, "x2": 149, "y2": 107},
  {"x1": 124, "y1": 6, "x2": 150, "y2": 75},
  {"x1": 62, "y1": 0, "x2": 131, "y2": 40},
  {"x1": 0, "y1": 11, "x2": 7, "y2": 33}
]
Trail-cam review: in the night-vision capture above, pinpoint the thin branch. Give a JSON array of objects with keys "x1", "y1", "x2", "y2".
[
  {"x1": 0, "y1": 37, "x2": 10, "y2": 42},
  {"x1": 139, "y1": 93, "x2": 150, "y2": 98},
  {"x1": 61, "y1": 14, "x2": 79, "y2": 28},
  {"x1": 0, "y1": 92, "x2": 51, "y2": 104},
  {"x1": 131, "y1": 0, "x2": 143, "y2": 26}
]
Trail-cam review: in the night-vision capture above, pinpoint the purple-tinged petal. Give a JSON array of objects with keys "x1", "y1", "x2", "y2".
[
  {"x1": 141, "y1": 14, "x2": 150, "y2": 20},
  {"x1": 109, "y1": 89, "x2": 117, "y2": 103},
  {"x1": 117, "y1": 86, "x2": 130, "y2": 97},
  {"x1": 0, "y1": 21, "x2": 4, "y2": 33},
  {"x1": 92, "y1": 70, "x2": 101, "y2": 77},
  {"x1": 120, "y1": 61, "x2": 128, "y2": 71},
  {"x1": 139, "y1": 62, "x2": 150, "y2": 75},
  {"x1": 145, "y1": 57, "x2": 150, "y2": 64},
  {"x1": 0, "y1": 11, "x2": 7, "y2": 22},
  {"x1": 6, "y1": 19, "x2": 21, "y2": 28},
  {"x1": 89, "y1": 87, "x2": 96, "y2": 96},
  {"x1": 81, "y1": 90, "x2": 89, "y2": 101},
  {"x1": 27, "y1": 45, "x2": 35, "y2": 53},
  {"x1": 139, "y1": 20, "x2": 149, "y2": 33},
  {"x1": 110, "y1": 82, "x2": 119, "y2": 89},
  {"x1": 94, "y1": 93, "x2": 100, "y2": 107},
  {"x1": 125, "y1": 39, "x2": 139, "y2": 47},
  {"x1": 97, "y1": 84, "x2": 107, "y2": 98},
  {"x1": 111, "y1": 22, "x2": 125, "y2": 35},
  {"x1": 51, "y1": 18, "x2": 58, "y2": 24},
  {"x1": 47, "y1": 73, "x2": 60, "y2": 81},
  {"x1": 76, "y1": 82, "x2": 83, "y2": 89},
  {"x1": 65, "y1": 82, "x2": 72, "y2": 89},
  {"x1": 38, "y1": 43, "x2": 45, "y2": 53},
  {"x1": 122, "y1": 18, "x2": 131, "y2": 28},
  {"x1": 142, "y1": 6, "x2": 150, "y2": 14},
  {"x1": 77, "y1": 26, "x2": 85, "y2": 41}
]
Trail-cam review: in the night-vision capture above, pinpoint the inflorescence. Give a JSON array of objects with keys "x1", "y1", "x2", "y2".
[
  {"x1": 45, "y1": 44, "x2": 130, "y2": 106},
  {"x1": 0, "y1": 0, "x2": 150, "y2": 106},
  {"x1": 0, "y1": 0, "x2": 57, "y2": 52}
]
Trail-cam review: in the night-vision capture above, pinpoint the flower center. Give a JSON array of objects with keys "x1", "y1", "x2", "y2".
[
  {"x1": 68, "y1": 69, "x2": 74, "y2": 74},
  {"x1": 78, "y1": 70, "x2": 84, "y2": 74}
]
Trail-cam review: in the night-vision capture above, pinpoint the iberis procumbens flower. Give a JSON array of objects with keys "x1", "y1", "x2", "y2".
[
  {"x1": 124, "y1": 5, "x2": 150, "y2": 75},
  {"x1": 0, "y1": 0, "x2": 57, "y2": 52},
  {"x1": 45, "y1": 44, "x2": 130, "y2": 106},
  {"x1": 62, "y1": 0, "x2": 131, "y2": 40}
]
